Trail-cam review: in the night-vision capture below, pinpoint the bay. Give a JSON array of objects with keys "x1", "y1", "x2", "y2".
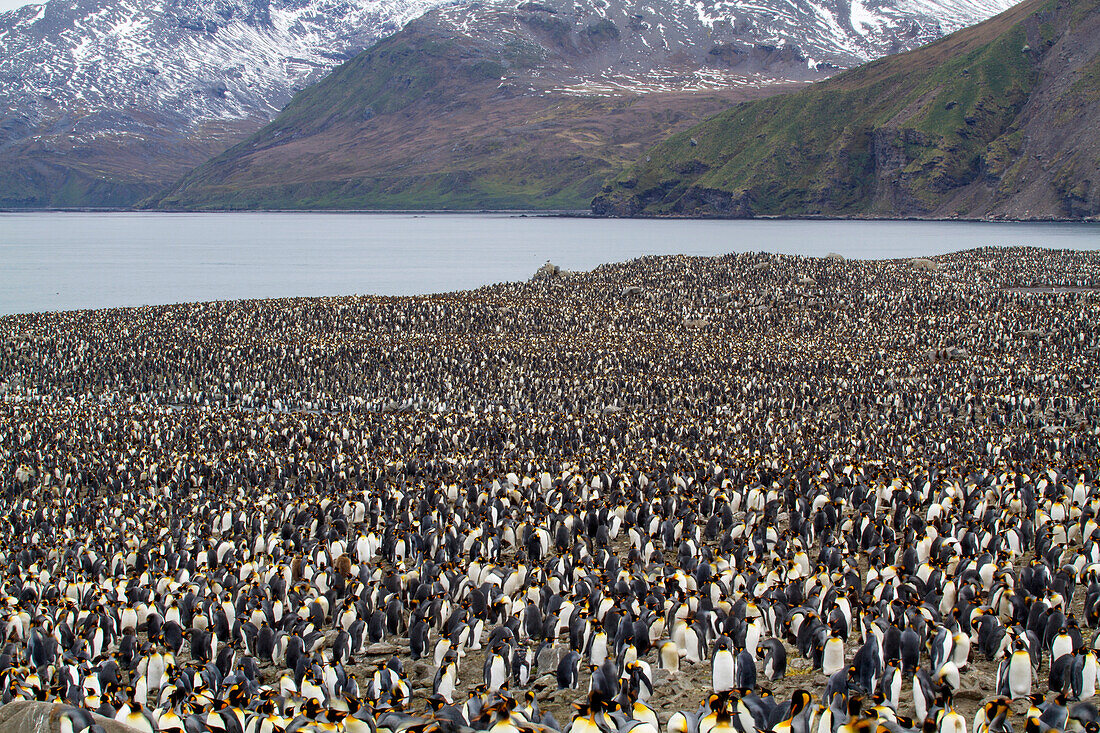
[{"x1": 0, "y1": 211, "x2": 1096, "y2": 316}]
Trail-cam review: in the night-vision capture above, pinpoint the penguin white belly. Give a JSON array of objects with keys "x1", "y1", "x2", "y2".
[
  {"x1": 886, "y1": 668, "x2": 901, "y2": 709},
  {"x1": 745, "y1": 622, "x2": 761, "y2": 660},
  {"x1": 590, "y1": 634, "x2": 608, "y2": 666},
  {"x1": 302, "y1": 677, "x2": 324, "y2": 702},
  {"x1": 489, "y1": 655, "x2": 507, "y2": 691},
  {"x1": 712, "y1": 650, "x2": 736, "y2": 693},
  {"x1": 434, "y1": 640, "x2": 452, "y2": 667},
  {"x1": 683, "y1": 628, "x2": 703, "y2": 663},
  {"x1": 938, "y1": 711, "x2": 966, "y2": 733},
  {"x1": 1053, "y1": 635, "x2": 1072, "y2": 662},
  {"x1": 1083, "y1": 652, "x2": 1098, "y2": 699},
  {"x1": 822, "y1": 638, "x2": 845, "y2": 677},
  {"x1": 1008, "y1": 651, "x2": 1032, "y2": 699},
  {"x1": 952, "y1": 633, "x2": 970, "y2": 668},
  {"x1": 659, "y1": 642, "x2": 680, "y2": 672},
  {"x1": 672, "y1": 623, "x2": 688, "y2": 656},
  {"x1": 469, "y1": 618, "x2": 484, "y2": 649},
  {"x1": 913, "y1": 676, "x2": 929, "y2": 721},
  {"x1": 121, "y1": 608, "x2": 137, "y2": 632},
  {"x1": 437, "y1": 668, "x2": 457, "y2": 703},
  {"x1": 147, "y1": 654, "x2": 165, "y2": 692}
]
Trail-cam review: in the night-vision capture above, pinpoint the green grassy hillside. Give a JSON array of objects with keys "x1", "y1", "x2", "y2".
[{"x1": 592, "y1": 0, "x2": 1100, "y2": 219}]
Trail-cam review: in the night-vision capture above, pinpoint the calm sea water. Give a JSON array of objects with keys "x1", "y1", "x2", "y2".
[{"x1": 1, "y1": 212, "x2": 1097, "y2": 316}]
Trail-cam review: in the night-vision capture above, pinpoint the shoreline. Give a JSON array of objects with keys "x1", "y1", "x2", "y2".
[{"x1": 1, "y1": 207, "x2": 1098, "y2": 224}]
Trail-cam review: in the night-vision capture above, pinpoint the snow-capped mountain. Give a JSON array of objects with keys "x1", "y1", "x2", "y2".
[
  {"x1": 421, "y1": 0, "x2": 1020, "y2": 95},
  {"x1": 0, "y1": 0, "x2": 1019, "y2": 207},
  {"x1": 0, "y1": 0, "x2": 457, "y2": 132},
  {"x1": 0, "y1": 0, "x2": 1018, "y2": 132}
]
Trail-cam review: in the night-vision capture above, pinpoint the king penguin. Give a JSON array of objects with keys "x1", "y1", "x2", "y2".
[{"x1": 711, "y1": 637, "x2": 736, "y2": 694}]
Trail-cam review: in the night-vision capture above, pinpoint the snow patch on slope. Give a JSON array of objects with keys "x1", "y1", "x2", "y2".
[{"x1": 0, "y1": 0, "x2": 460, "y2": 134}]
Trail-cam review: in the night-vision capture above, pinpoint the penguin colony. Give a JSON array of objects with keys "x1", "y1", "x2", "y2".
[{"x1": 0, "y1": 246, "x2": 1099, "y2": 733}]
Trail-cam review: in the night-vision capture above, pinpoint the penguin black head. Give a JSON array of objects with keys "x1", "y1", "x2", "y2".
[
  {"x1": 791, "y1": 690, "x2": 812, "y2": 714},
  {"x1": 302, "y1": 698, "x2": 324, "y2": 718}
]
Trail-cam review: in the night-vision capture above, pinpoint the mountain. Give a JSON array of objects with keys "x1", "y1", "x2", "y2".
[
  {"x1": 143, "y1": 0, "x2": 1020, "y2": 210},
  {"x1": 0, "y1": 0, "x2": 456, "y2": 207},
  {"x1": 591, "y1": 0, "x2": 1100, "y2": 219}
]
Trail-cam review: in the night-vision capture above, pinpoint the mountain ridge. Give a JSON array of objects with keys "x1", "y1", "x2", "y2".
[
  {"x1": 0, "y1": 0, "x2": 1020, "y2": 208},
  {"x1": 0, "y1": 0, "x2": 458, "y2": 207},
  {"x1": 591, "y1": 0, "x2": 1100, "y2": 219}
]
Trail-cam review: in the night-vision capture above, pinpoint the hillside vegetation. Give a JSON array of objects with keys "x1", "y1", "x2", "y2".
[{"x1": 592, "y1": 0, "x2": 1100, "y2": 219}]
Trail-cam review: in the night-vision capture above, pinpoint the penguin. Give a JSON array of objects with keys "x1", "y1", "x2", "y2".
[
  {"x1": 513, "y1": 648, "x2": 532, "y2": 687},
  {"x1": 735, "y1": 649, "x2": 756, "y2": 691},
  {"x1": 852, "y1": 640, "x2": 882, "y2": 695},
  {"x1": 1039, "y1": 692, "x2": 1069, "y2": 730},
  {"x1": 934, "y1": 660, "x2": 961, "y2": 697},
  {"x1": 630, "y1": 700, "x2": 659, "y2": 729},
  {"x1": 158, "y1": 707, "x2": 189, "y2": 733},
  {"x1": 57, "y1": 706, "x2": 98, "y2": 733},
  {"x1": 836, "y1": 713, "x2": 874, "y2": 733},
  {"x1": 882, "y1": 664, "x2": 902, "y2": 711},
  {"x1": 913, "y1": 668, "x2": 934, "y2": 722},
  {"x1": 624, "y1": 660, "x2": 654, "y2": 704},
  {"x1": 410, "y1": 620, "x2": 430, "y2": 661},
  {"x1": 900, "y1": 628, "x2": 921, "y2": 676},
  {"x1": 938, "y1": 708, "x2": 968, "y2": 733},
  {"x1": 929, "y1": 626, "x2": 954, "y2": 672},
  {"x1": 433, "y1": 652, "x2": 460, "y2": 704},
  {"x1": 1072, "y1": 647, "x2": 1098, "y2": 700},
  {"x1": 770, "y1": 690, "x2": 811, "y2": 733},
  {"x1": 1051, "y1": 653, "x2": 1074, "y2": 694},
  {"x1": 162, "y1": 622, "x2": 184, "y2": 654},
  {"x1": 118, "y1": 700, "x2": 157, "y2": 733},
  {"x1": 588, "y1": 624, "x2": 609, "y2": 666},
  {"x1": 660, "y1": 641, "x2": 680, "y2": 673},
  {"x1": 484, "y1": 641, "x2": 510, "y2": 692},
  {"x1": 558, "y1": 651, "x2": 581, "y2": 690},
  {"x1": 998, "y1": 640, "x2": 1034, "y2": 699},
  {"x1": 758, "y1": 638, "x2": 787, "y2": 681},
  {"x1": 973, "y1": 698, "x2": 1013, "y2": 733},
  {"x1": 951, "y1": 626, "x2": 971, "y2": 670},
  {"x1": 589, "y1": 660, "x2": 618, "y2": 702},
  {"x1": 1054, "y1": 627, "x2": 1075, "y2": 663},
  {"x1": 256, "y1": 622, "x2": 276, "y2": 664},
  {"x1": 434, "y1": 638, "x2": 455, "y2": 668},
  {"x1": 821, "y1": 635, "x2": 844, "y2": 677},
  {"x1": 666, "y1": 710, "x2": 700, "y2": 733},
  {"x1": 683, "y1": 623, "x2": 706, "y2": 664},
  {"x1": 331, "y1": 629, "x2": 352, "y2": 665},
  {"x1": 711, "y1": 637, "x2": 736, "y2": 694}
]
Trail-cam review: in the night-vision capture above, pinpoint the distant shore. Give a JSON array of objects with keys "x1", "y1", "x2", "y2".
[{"x1": 2, "y1": 207, "x2": 1098, "y2": 224}]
